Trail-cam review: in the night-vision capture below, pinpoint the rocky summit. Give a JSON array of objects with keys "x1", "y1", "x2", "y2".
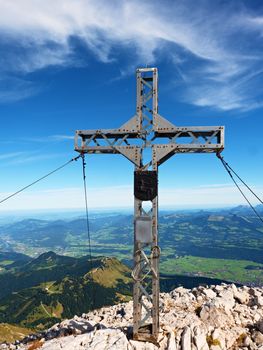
[{"x1": 1, "y1": 283, "x2": 263, "y2": 350}]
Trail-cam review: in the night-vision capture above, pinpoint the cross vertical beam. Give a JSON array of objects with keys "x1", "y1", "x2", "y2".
[
  {"x1": 132, "y1": 68, "x2": 160, "y2": 341},
  {"x1": 74, "y1": 67, "x2": 224, "y2": 343}
]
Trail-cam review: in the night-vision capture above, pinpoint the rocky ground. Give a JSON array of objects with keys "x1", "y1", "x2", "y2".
[{"x1": 1, "y1": 283, "x2": 263, "y2": 349}]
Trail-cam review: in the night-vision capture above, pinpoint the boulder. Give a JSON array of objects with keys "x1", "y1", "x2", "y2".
[
  {"x1": 167, "y1": 331, "x2": 176, "y2": 350},
  {"x1": 233, "y1": 289, "x2": 250, "y2": 305},
  {"x1": 202, "y1": 289, "x2": 217, "y2": 299},
  {"x1": 193, "y1": 326, "x2": 209, "y2": 350},
  {"x1": 181, "y1": 326, "x2": 191, "y2": 350},
  {"x1": 129, "y1": 340, "x2": 157, "y2": 350},
  {"x1": 252, "y1": 330, "x2": 263, "y2": 345},
  {"x1": 211, "y1": 328, "x2": 225, "y2": 349},
  {"x1": 200, "y1": 302, "x2": 233, "y2": 328},
  {"x1": 216, "y1": 290, "x2": 235, "y2": 311},
  {"x1": 255, "y1": 296, "x2": 263, "y2": 307},
  {"x1": 88, "y1": 329, "x2": 131, "y2": 349}
]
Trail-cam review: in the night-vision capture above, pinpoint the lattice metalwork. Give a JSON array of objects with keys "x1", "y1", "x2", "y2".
[{"x1": 75, "y1": 67, "x2": 224, "y2": 342}]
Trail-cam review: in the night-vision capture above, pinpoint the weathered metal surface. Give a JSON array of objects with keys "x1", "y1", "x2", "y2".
[
  {"x1": 134, "y1": 171, "x2": 158, "y2": 201},
  {"x1": 75, "y1": 67, "x2": 225, "y2": 343},
  {"x1": 135, "y1": 216, "x2": 152, "y2": 243}
]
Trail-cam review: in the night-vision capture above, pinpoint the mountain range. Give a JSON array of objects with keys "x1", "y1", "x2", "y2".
[
  {"x1": 1, "y1": 206, "x2": 263, "y2": 285},
  {"x1": 0, "y1": 252, "x2": 132, "y2": 332}
]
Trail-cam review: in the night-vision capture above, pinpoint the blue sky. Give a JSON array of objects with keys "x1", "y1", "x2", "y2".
[{"x1": 0, "y1": 0, "x2": 263, "y2": 211}]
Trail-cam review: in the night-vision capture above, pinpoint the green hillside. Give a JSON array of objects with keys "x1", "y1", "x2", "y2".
[
  {"x1": 0, "y1": 251, "x2": 99, "y2": 300},
  {"x1": 0, "y1": 252, "x2": 132, "y2": 330},
  {"x1": 0, "y1": 252, "x2": 31, "y2": 273}
]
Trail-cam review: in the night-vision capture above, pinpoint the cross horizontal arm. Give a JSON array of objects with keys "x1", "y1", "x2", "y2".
[{"x1": 75, "y1": 124, "x2": 224, "y2": 168}]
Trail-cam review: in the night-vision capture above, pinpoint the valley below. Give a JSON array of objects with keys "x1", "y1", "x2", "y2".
[
  {"x1": 1, "y1": 206, "x2": 263, "y2": 285},
  {"x1": 0, "y1": 205, "x2": 263, "y2": 342}
]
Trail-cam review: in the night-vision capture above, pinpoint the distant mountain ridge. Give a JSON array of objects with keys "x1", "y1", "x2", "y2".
[{"x1": 0, "y1": 206, "x2": 263, "y2": 288}]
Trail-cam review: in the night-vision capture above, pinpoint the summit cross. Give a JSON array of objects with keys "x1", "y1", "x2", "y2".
[{"x1": 75, "y1": 67, "x2": 224, "y2": 342}]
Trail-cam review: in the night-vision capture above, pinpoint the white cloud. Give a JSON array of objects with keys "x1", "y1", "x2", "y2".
[
  {"x1": 0, "y1": 1, "x2": 233, "y2": 68},
  {"x1": 0, "y1": 183, "x2": 262, "y2": 211},
  {"x1": 0, "y1": 0, "x2": 263, "y2": 110}
]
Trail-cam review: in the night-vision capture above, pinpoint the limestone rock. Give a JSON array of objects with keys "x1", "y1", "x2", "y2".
[
  {"x1": 167, "y1": 331, "x2": 176, "y2": 350},
  {"x1": 216, "y1": 290, "x2": 235, "y2": 311},
  {"x1": 129, "y1": 340, "x2": 158, "y2": 349},
  {"x1": 258, "y1": 319, "x2": 263, "y2": 333},
  {"x1": 193, "y1": 326, "x2": 209, "y2": 350},
  {"x1": 89, "y1": 329, "x2": 131, "y2": 350},
  {"x1": 181, "y1": 326, "x2": 191, "y2": 350},
  {"x1": 232, "y1": 288, "x2": 250, "y2": 305},
  {"x1": 2, "y1": 283, "x2": 263, "y2": 350},
  {"x1": 202, "y1": 288, "x2": 217, "y2": 299},
  {"x1": 211, "y1": 328, "x2": 225, "y2": 350},
  {"x1": 252, "y1": 330, "x2": 263, "y2": 345},
  {"x1": 200, "y1": 302, "x2": 233, "y2": 328},
  {"x1": 255, "y1": 295, "x2": 263, "y2": 307}
]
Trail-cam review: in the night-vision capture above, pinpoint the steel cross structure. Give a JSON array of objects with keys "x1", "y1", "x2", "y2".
[{"x1": 75, "y1": 67, "x2": 224, "y2": 342}]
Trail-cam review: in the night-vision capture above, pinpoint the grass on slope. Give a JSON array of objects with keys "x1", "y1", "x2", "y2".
[
  {"x1": 0, "y1": 323, "x2": 32, "y2": 343},
  {"x1": 87, "y1": 257, "x2": 131, "y2": 287}
]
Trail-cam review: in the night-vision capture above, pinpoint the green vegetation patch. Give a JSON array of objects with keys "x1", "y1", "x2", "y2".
[
  {"x1": 160, "y1": 256, "x2": 263, "y2": 285},
  {"x1": 0, "y1": 260, "x2": 15, "y2": 267}
]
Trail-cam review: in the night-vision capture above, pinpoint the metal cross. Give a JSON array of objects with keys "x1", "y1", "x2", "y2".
[{"x1": 75, "y1": 67, "x2": 224, "y2": 342}]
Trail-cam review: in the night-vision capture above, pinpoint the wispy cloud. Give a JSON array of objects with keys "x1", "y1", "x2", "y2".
[
  {"x1": 51, "y1": 135, "x2": 74, "y2": 141},
  {"x1": 0, "y1": 76, "x2": 40, "y2": 103},
  {"x1": 0, "y1": 0, "x2": 263, "y2": 110},
  {"x1": 20, "y1": 135, "x2": 74, "y2": 143},
  {"x1": 0, "y1": 152, "x2": 24, "y2": 161},
  {"x1": 7, "y1": 153, "x2": 68, "y2": 166},
  {"x1": 9, "y1": 154, "x2": 67, "y2": 165},
  {"x1": 0, "y1": 150, "x2": 68, "y2": 167}
]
